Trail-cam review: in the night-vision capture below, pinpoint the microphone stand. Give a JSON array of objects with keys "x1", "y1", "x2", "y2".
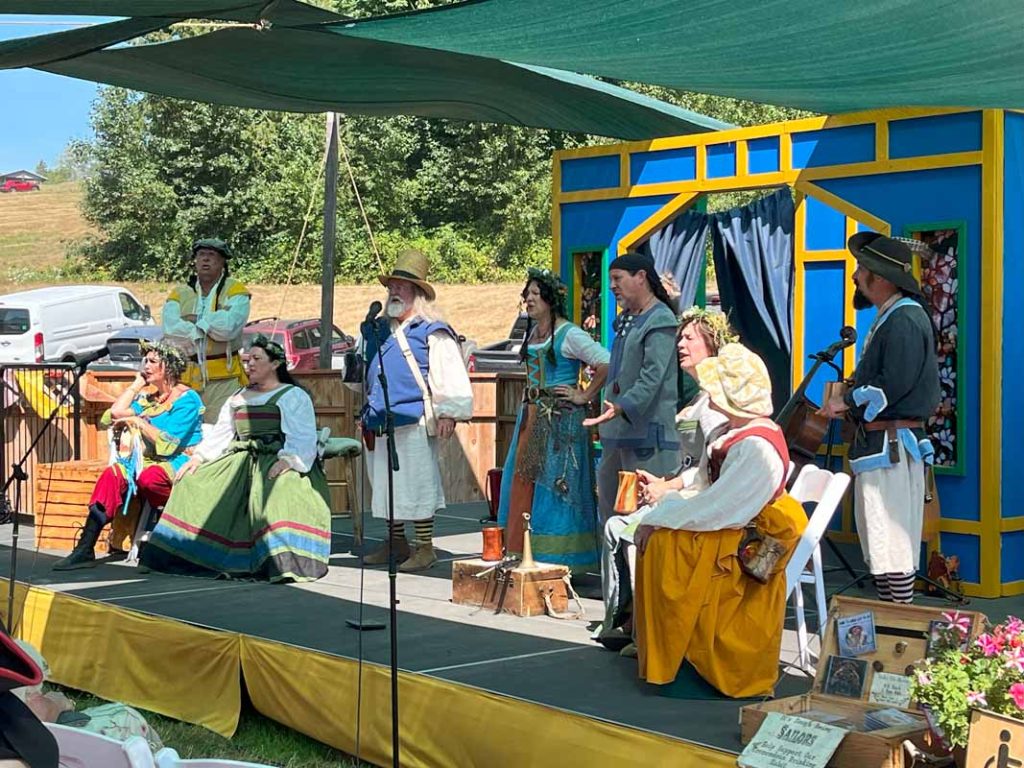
[
  {"x1": 3, "y1": 362, "x2": 82, "y2": 633},
  {"x1": 368, "y1": 316, "x2": 401, "y2": 768}
]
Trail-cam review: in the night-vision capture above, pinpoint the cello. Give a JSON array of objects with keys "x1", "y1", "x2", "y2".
[{"x1": 775, "y1": 326, "x2": 857, "y2": 470}]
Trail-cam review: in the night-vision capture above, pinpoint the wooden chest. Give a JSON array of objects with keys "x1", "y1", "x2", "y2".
[
  {"x1": 740, "y1": 596, "x2": 987, "y2": 768},
  {"x1": 34, "y1": 460, "x2": 139, "y2": 554},
  {"x1": 452, "y1": 558, "x2": 571, "y2": 617}
]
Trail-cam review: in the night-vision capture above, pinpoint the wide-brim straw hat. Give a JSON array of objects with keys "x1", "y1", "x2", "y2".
[
  {"x1": 696, "y1": 343, "x2": 774, "y2": 419},
  {"x1": 847, "y1": 232, "x2": 921, "y2": 296},
  {"x1": 378, "y1": 248, "x2": 436, "y2": 301}
]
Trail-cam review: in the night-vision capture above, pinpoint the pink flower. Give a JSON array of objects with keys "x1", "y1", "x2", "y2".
[
  {"x1": 966, "y1": 691, "x2": 988, "y2": 707},
  {"x1": 1008, "y1": 648, "x2": 1024, "y2": 674},
  {"x1": 917, "y1": 671, "x2": 932, "y2": 686},
  {"x1": 1006, "y1": 617, "x2": 1024, "y2": 635},
  {"x1": 943, "y1": 611, "x2": 971, "y2": 638},
  {"x1": 1010, "y1": 683, "x2": 1024, "y2": 709},
  {"x1": 978, "y1": 633, "x2": 1001, "y2": 657}
]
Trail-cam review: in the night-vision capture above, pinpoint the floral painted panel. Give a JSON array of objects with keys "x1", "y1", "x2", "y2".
[{"x1": 909, "y1": 228, "x2": 960, "y2": 469}]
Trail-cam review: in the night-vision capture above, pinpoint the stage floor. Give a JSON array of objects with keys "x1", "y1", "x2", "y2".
[{"x1": 1, "y1": 503, "x2": 1018, "y2": 762}]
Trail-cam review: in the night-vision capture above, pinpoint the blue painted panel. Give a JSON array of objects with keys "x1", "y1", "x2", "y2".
[
  {"x1": 1003, "y1": 113, "x2": 1024, "y2": 518},
  {"x1": 561, "y1": 155, "x2": 620, "y2": 193},
  {"x1": 1003, "y1": 532, "x2": 1024, "y2": 582},
  {"x1": 889, "y1": 112, "x2": 983, "y2": 160},
  {"x1": 940, "y1": 532, "x2": 980, "y2": 584},
  {"x1": 707, "y1": 142, "x2": 736, "y2": 178},
  {"x1": 747, "y1": 136, "x2": 780, "y2": 174},
  {"x1": 804, "y1": 194, "x2": 847, "y2": 251},
  {"x1": 819, "y1": 166, "x2": 982, "y2": 522},
  {"x1": 792, "y1": 124, "x2": 875, "y2": 169},
  {"x1": 803, "y1": 263, "x2": 846, "y2": 405},
  {"x1": 560, "y1": 196, "x2": 675, "y2": 342},
  {"x1": 630, "y1": 147, "x2": 697, "y2": 185}
]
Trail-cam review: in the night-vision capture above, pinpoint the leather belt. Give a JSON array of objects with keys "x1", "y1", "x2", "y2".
[
  {"x1": 189, "y1": 352, "x2": 231, "y2": 361},
  {"x1": 863, "y1": 420, "x2": 924, "y2": 432}
]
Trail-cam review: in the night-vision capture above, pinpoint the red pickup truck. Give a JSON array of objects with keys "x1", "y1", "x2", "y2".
[{"x1": 0, "y1": 179, "x2": 40, "y2": 193}]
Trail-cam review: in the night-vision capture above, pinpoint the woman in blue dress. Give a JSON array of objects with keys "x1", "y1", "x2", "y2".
[{"x1": 498, "y1": 268, "x2": 609, "y2": 573}]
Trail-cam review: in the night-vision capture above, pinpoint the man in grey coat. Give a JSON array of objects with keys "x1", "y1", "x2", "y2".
[{"x1": 586, "y1": 252, "x2": 681, "y2": 522}]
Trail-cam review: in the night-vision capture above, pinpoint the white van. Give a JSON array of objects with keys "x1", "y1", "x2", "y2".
[{"x1": 0, "y1": 285, "x2": 154, "y2": 364}]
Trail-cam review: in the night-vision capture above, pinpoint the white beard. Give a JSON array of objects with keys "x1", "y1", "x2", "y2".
[{"x1": 385, "y1": 298, "x2": 407, "y2": 318}]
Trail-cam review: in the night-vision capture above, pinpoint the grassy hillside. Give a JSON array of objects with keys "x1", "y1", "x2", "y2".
[
  {"x1": 0, "y1": 183, "x2": 524, "y2": 344},
  {"x1": 0, "y1": 181, "x2": 94, "y2": 277}
]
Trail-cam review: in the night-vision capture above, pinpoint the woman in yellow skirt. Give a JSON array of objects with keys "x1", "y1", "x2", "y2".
[{"x1": 632, "y1": 344, "x2": 807, "y2": 697}]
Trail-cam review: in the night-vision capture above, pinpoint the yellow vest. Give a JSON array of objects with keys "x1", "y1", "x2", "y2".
[{"x1": 166, "y1": 277, "x2": 250, "y2": 389}]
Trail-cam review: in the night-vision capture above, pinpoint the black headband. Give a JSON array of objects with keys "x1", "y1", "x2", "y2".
[{"x1": 609, "y1": 252, "x2": 655, "y2": 275}]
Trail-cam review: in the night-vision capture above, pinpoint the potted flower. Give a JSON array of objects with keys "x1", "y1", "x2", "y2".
[{"x1": 910, "y1": 612, "x2": 1024, "y2": 761}]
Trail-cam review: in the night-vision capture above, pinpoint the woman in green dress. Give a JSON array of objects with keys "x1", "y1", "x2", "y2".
[{"x1": 140, "y1": 336, "x2": 332, "y2": 582}]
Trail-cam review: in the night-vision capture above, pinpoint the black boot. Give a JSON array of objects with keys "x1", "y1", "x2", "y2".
[{"x1": 53, "y1": 504, "x2": 106, "y2": 571}]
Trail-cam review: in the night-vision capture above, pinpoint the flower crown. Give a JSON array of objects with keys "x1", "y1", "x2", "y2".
[
  {"x1": 678, "y1": 305, "x2": 738, "y2": 351},
  {"x1": 249, "y1": 334, "x2": 286, "y2": 362},
  {"x1": 139, "y1": 340, "x2": 188, "y2": 380},
  {"x1": 526, "y1": 267, "x2": 569, "y2": 315}
]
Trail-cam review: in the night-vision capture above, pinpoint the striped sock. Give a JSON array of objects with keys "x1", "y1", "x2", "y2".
[
  {"x1": 413, "y1": 518, "x2": 434, "y2": 546},
  {"x1": 874, "y1": 574, "x2": 892, "y2": 602},
  {"x1": 388, "y1": 521, "x2": 406, "y2": 547},
  {"x1": 888, "y1": 571, "x2": 916, "y2": 604}
]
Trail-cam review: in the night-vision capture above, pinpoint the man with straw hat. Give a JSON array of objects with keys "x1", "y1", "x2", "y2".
[
  {"x1": 820, "y1": 232, "x2": 940, "y2": 604},
  {"x1": 631, "y1": 343, "x2": 806, "y2": 697},
  {"x1": 360, "y1": 249, "x2": 473, "y2": 572},
  {"x1": 163, "y1": 238, "x2": 251, "y2": 422}
]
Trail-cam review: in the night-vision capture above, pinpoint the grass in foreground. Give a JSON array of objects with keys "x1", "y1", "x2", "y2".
[{"x1": 54, "y1": 686, "x2": 371, "y2": 768}]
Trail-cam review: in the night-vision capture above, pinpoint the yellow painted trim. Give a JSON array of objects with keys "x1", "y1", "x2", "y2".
[
  {"x1": 554, "y1": 107, "x2": 974, "y2": 162},
  {"x1": 791, "y1": 190, "x2": 807, "y2": 389},
  {"x1": 959, "y1": 582, "x2": 988, "y2": 598},
  {"x1": 979, "y1": 109, "x2": 1004, "y2": 598},
  {"x1": 619, "y1": 150, "x2": 630, "y2": 189},
  {"x1": 802, "y1": 252, "x2": 851, "y2": 264},
  {"x1": 554, "y1": 153, "x2": 982, "y2": 206},
  {"x1": 736, "y1": 139, "x2": 749, "y2": 178},
  {"x1": 780, "y1": 132, "x2": 793, "y2": 173},
  {"x1": 796, "y1": 180, "x2": 892, "y2": 236},
  {"x1": 875, "y1": 120, "x2": 889, "y2": 163},
  {"x1": 1000, "y1": 581, "x2": 1024, "y2": 598},
  {"x1": 617, "y1": 191, "x2": 702, "y2": 256},
  {"x1": 551, "y1": 155, "x2": 561, "y2": 272},
  {"x1": 1001, "y1": 517, "x2": 1024, "y2": 533},
  {"x1": 940, "y1": 519, "x2": 983, "y2": 534}
]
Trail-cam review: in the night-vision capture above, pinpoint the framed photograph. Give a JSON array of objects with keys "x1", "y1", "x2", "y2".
[
  {"x1": 822, "y1": 655, "x2": 868, "y2": 699},
  {"x1": 926, "y1": 617, "x2": 972, "y2": 658},
  {"x1": 837, "y1": 611, "x2": 877, "y2": 657}
]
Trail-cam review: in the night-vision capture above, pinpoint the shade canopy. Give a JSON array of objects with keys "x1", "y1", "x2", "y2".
[
  {"x1": 332, "y1": 0, "x2": 1024, "y2": 114},
  {"x1": 0, "y1": 6, "x2": 730, "y2": 139}
]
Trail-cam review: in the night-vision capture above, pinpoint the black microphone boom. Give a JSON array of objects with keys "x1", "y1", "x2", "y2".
[
  {"x1": 76, "y1": 346, "x2": 110, "y2": 370},
  {"x1": 365, "y1": 301, "x2": 383, "y2": 323},
  {"x1": 816, "y1": 326, "x2": 857, "y2": 361}
]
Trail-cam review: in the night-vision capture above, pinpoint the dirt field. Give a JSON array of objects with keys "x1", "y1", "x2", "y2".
[{"x1": 0, "y1": 182, "x2": 94, "y2": 274}]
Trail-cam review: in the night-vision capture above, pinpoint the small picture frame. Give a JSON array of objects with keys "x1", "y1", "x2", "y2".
[
  {"x1": 822, "y1": 655, "x2": 869, "y2": 699},
  {"x1": 926, "y1": 617, "x2": 972, "y2": 658},
  {"x1": 837, "y1": 611, "x2": 877, "y2": 657}
]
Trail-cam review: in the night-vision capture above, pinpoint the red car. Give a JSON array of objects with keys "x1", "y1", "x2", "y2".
[
  {"x1": 242, "y1": 317, "x2": 355, "y2": 371},
  {"x1": 0, "y1": 179, "x2": 40, "y2": 193}
]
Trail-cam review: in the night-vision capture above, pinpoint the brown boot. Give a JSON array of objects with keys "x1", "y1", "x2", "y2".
[
  {"x1": 363, "y1": 538, "x2": 410, "y2": 566},
  {"x1": 399, "y1": 542, "x2": 437, "y2": 573}
]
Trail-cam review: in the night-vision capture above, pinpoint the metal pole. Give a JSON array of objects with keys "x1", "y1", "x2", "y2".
[{"x1": 319, "y1": 112, "x2": 339, "y2": 369}]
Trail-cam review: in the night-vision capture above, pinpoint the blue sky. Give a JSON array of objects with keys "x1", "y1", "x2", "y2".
[{"x1": 0, "y1": 16, "x2": 109, "y2": 174}]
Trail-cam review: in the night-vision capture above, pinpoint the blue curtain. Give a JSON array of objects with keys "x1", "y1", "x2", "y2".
[
  {"x1": 638, "y1": 208, "x2": 709, "y2": 314},
  {"x1": 710, "y1": 188, "x2": 795, "y2": 414}
]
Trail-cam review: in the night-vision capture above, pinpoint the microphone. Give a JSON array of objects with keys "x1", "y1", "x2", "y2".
[
  {"x1": 365, "y1": 301, "x2": 383, "y2": 323},
  {"x1": 76, "y1": 346, "x2": 110, "y2": 371},
  {"x1": 816, "y1": 326, "x2": 857, "y2": 361}
]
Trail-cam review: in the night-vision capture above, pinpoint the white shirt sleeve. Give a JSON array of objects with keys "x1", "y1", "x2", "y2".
[
  {"x1": 427, "y1": 331, "x2": 474, "y2": 421},
  {"x1": 194, "y1": 394, "x2": 237, "y2": 462},
  {"x1": 277, "y1": 386, "x2": 318, "y2": 473},
  {"x1": 161, "y1": 297, "x2": 202, "y2": 350},
  {"x1": 640, "y1": 436, "x2": 785, "y2": 531},
  {"x1": 560, "y1": 325, "x2": 610, "y2": 367},
  {"x1": 196, "y1": 293, "x2": 251, "y2": 342}
]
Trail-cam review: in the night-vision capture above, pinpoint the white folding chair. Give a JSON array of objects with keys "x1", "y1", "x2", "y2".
[
  {"x1": 786, "y1": 463, "x2": 851, "y2": 673},
  {"x1": 46, "y1": 722, "x2": 155, "y2": 768},
  {"x1": 153, "y1": 749, "x2": 276, "y2": 768}
]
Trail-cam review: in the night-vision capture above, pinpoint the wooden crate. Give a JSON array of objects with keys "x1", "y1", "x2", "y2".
[
  {"x1": 494, "y1": 372, "x2": 527, "y2": 470},
  {"x1": 452, "y1": 557, "x2": 570, "y2": 617},
  {"x1": 439, "y1": 373, "x2": 500, "y2": 504},
  {"x1": 740, "y1": 596, "x2": 987, "y2": 768},
  {"x1": 33, "y1": 460, "x2": 139, "y2": 554}
]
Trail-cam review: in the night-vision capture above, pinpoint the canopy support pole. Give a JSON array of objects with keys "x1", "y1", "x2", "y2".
[{"x1": 319, "y1": 112, "x2": 339, "y2": 367}]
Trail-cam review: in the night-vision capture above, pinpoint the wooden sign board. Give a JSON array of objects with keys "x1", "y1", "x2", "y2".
[{"x1": 965, "y1": 709, "x2": 1024, "y2": 768}]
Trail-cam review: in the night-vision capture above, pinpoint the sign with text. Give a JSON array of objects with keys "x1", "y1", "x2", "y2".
[
  {"x1": 867, "y1": 672, "x2": 912, "y2": 708},
  {"x1": 738, "y1": 712, "x2": 847, "y2": 768}
]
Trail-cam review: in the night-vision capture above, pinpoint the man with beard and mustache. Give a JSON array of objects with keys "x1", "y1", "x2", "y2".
[
  {"x1": 360, "y1": 249, "x2": 473, "y2": 572},
  {"x1": 819, "y1": 233, "x2": 940, "y2": 603}
]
